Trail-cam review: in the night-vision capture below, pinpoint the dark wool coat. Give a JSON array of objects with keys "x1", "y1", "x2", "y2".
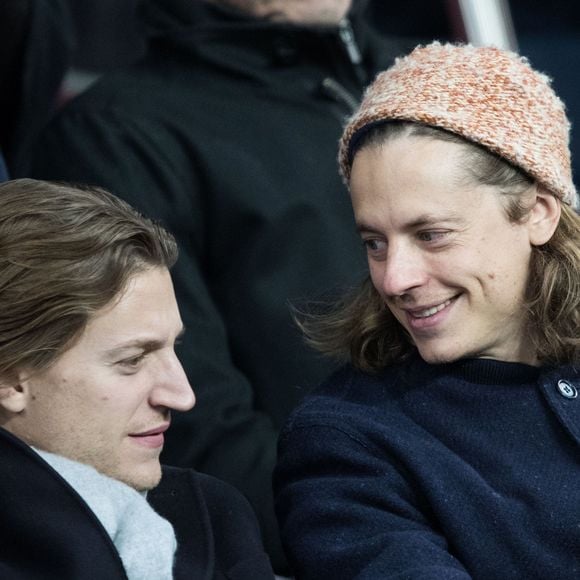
[
  {"x1": 26, "y1": 0, "x2": 414, "y2": 568},
  {"x1": 274, "y1": 354, "x2": 580, "y2": 579},
  {"x1": 0, "y1": 428, "x2": 274, "y2": 579}
]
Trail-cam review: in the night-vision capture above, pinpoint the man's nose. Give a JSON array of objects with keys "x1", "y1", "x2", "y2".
[
  {"x1": 150, "y1": 354, "x2": 195, "y2": 411},
  {"x1": 379, "y1": 243, "x2": 427, "y2": 298}
]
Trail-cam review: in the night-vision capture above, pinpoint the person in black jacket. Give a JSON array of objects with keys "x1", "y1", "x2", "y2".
[
  {"x1": 274, "y1": 43, "x2": 580, "y2": 578},
  {"x1": 0, "y1": 178, "x2": 273, "y2": 579},
  {"x1": 25, "y1": 0, "x2": 413, "y2": 569}
]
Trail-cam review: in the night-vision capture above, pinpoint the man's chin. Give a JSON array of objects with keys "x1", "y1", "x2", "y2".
[
  {"x1": 108, "y1": 462, "x2": 162, "y2": 492},
  {"x1": 416, "y1": 343, "x2": 465, "y2": 365}
]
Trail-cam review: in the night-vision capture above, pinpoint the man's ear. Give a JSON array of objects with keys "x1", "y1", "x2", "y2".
[
  {"x1": 527, "y1": 187, "x2": 561, "y2": 246},
  {"x1": 0, "y1": 379, "x2": 29, "y2": 414}
]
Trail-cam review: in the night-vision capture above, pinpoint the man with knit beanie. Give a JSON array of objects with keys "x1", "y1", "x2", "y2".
[{"x1": 275, "y1": 42, "x2": 580, "y2": 579}]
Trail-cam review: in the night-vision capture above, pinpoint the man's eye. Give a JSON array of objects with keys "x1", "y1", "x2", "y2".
[
  {"x1": 362, "y1": 238, "x2": 387, "y2": 253},
  {"x1": 120, "y1": 353, "x2": 146, "y2": 368},
  {"x1": 417, "y1": 231, "x2": 447, "y2": 243}
]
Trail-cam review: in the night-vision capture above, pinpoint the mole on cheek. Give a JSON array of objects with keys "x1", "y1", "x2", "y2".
[{"x1": 487, "y1": 272, "x2": 496, "y2": 280}]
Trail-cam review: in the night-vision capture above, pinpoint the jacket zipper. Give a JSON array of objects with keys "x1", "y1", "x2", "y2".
[
  {"x1": 318, "y1": 19, "x2": 366, "y2": 115},
  {"x1": 338, "y1": 18, "x2": 363, "y2": 67}
]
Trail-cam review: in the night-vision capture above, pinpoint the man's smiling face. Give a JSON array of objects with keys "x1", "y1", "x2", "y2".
[{"x1": 350, "y1": 136, "x2": 539, "y2": 365}]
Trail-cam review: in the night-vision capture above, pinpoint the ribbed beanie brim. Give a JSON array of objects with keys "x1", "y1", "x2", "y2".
[{"x1": 340, "y1": 42, "x2": 578, "y2": 208}]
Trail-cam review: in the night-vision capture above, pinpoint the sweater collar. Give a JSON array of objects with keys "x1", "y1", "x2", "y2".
[{"x1": 402, "y1": 351, "x2": 543, "y2": 387}]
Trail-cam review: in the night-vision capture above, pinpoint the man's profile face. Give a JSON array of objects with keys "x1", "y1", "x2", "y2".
[
  {"x1": 9, "y1": 267, "x2": 195, "y2": 490},
  {"x1": 350, "y1": 136, "x2": 539, "y2": 365}
]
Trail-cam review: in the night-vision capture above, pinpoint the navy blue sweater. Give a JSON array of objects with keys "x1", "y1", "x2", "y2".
[{"x1": 274, "y1": 354, "x2": 580, "y2": 579}]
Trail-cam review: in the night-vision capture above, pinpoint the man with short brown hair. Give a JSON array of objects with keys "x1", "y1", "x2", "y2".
[{"x1": 0, "y1": 178, "x2": 273, "y2": 579}]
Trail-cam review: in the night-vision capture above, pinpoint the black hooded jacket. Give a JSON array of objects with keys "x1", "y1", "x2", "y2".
[{"x1": 28, "y1": 0, "x2": 413, "y2": 569}]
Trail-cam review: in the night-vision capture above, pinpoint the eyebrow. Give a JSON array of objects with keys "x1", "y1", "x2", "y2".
[
  {"x1": 357, "y1": 212, "x2": 465, "y2": 234},
  {"x1": 104, "y1": 326, "x2": 186, "y2": 358}
]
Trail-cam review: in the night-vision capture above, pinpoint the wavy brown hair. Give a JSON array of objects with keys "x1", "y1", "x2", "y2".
[
  {"x1": 0, "y1": 179, "x2": 177, "y2": 379},
  {"x1": 299, "y1": 122, "x2": 580, "y2": 372}
]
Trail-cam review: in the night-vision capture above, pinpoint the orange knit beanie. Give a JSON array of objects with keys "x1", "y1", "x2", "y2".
[{"x1": 340, "y1": 42, "x2": 578, "y2": 208}]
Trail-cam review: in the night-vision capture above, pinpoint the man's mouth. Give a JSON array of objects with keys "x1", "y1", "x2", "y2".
[
  {"x1": 410, "y1": 299, "x2": 453, "y2": 319},
  {"x1": 399, "y1": 296, "x2": 458, "y2": 332},
  {"x1": 129, "y1": 423, "x2": 170, "y2": 448}
]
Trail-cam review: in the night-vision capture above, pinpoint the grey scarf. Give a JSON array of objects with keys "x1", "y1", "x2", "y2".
[{"x1": 35, "y1": 448, "x2": 177, "y2": 580}]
